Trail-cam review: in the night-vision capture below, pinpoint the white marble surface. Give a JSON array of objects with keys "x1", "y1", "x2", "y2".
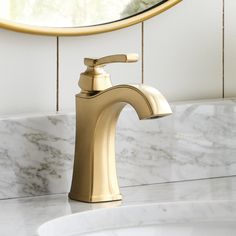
[
  {"x1": 0, "y1": 114, "x2": 74, "y2": 199},
  {"x1": 1, "y1": 98, "x2": 236, "y2": 199},
  {"x1": 0, "y1": 100, "x2": 236, "y2": 199},
  {"x1": 0, "y1": 176, "x2": 236, "y2": 236},
  {"x1": 117, "y1": 99, "x2": 236, "y2": 185}
]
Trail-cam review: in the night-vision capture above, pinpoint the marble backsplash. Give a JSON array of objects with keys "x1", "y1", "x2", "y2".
[{"x1": 0, "y1": 98, "x2": 236, "y2": 199}]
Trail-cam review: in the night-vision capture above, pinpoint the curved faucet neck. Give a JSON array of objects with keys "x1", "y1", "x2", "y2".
[{"x1": 69, "y1": 84, "x2": 172, "y2": 202}]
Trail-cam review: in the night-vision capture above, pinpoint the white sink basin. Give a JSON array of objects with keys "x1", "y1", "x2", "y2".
[{"x1": 38, "y1": 201, "x2": 236, "y2": 236}]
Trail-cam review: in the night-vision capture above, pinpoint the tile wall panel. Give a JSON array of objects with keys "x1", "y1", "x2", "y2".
[
  {"x1": 59, "y1": 25, "x2": 142, "y2": 111},
  {"x1": 224, "y1": 0, "x2": 236, "y2": 97},
  {"x1": 0, "y1": 29, "x2": 57, "y2": 115},
  {"x1": 144, "y1": 0, "x2": 223, "y2": 101}
]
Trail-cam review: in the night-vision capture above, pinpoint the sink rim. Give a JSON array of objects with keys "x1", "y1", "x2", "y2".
[{"x1": 37, "y1": 200, "x2": 236, "y2": 236}]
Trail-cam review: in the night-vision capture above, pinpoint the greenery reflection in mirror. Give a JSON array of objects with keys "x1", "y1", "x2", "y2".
[{"x1": 0, "y1": 0, "x2": 181, "y2": 35}]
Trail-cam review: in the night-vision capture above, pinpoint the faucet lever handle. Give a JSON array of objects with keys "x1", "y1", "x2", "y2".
[
  {"x1": 79, "y1": 54, "x2": 139, "y2": 93},
  {"x1": 84, "y1": 54, "x2": 139, "y2": 67}
]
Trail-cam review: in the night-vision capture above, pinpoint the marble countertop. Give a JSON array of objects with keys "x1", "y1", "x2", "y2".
[{"x1": 1, "y1": 176, "x2": 236, "y2": 236}]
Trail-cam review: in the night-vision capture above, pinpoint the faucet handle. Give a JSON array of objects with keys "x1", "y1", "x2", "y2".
[
  {"x1": 79, "y1": 54, "x2": 139, "y2": 94},
  {"x1": 84, "y1": 54, "x2": 139, "y2": 67}
]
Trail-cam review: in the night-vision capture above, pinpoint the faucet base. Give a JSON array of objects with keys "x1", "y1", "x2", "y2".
[{"x1": 68, "y1": 192, "x2": 122, "y2": 203}]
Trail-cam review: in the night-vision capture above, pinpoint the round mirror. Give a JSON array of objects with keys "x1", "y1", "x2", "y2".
[{"x1": 0, "y1": 0, "x2": 181, "y2": 36}]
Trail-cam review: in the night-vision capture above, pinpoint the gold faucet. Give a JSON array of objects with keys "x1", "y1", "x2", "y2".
[{"x1": 69, "y1": 54, "x2": 172, "y2": 203}]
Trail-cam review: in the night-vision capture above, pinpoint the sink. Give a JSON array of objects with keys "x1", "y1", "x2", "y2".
[{"x1": 38, "y1": 201, "x2": 236, "y2": 236}]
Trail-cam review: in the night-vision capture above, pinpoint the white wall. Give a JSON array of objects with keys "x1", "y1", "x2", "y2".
[
  {"x1": 0, "y1": 0, "x2": 235, "y2": 115},
  {"x1": 0, "y1": 30, "x2": 57, "y2": 115},
  {"x1": 225, "y1": 0, "x2": 236, "y2": 97},
  {"x1": 144, "y1": 0, "x2": 223, "y2": 101}
]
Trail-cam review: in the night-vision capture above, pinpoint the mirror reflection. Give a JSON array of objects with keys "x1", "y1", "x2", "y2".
[{"x1": 0, "y1": 0, "x2": 166, "y2": 28}]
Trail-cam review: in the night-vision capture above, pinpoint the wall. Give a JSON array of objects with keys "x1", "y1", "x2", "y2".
[{"x1": 0, "y1": 0, "x2": 235, "y2": 116}]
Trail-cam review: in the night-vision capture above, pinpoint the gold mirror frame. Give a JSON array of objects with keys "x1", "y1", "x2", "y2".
[{"x1": 0, "y1": 0, "x2": 181, "y2": 36}]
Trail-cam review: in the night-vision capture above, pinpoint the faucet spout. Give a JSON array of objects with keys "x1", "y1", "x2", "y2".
[
  {"x1": 69, "y1": 84, "x2": 172, "y2": 203},
  {"x1": 110, "y1": 84, "x2": 172, "y2": 119}
]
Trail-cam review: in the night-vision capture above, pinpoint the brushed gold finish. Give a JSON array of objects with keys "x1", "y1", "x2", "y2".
[
  {"x1": 79, "y1": 54, "x2": 138, "y2": 94},
  {"x1": 84, "y1": 54, "x2": 139, "y2": 67},
  {"x1": 69, "y1": 54, "x2": 172, "y2": 203},
  {"x1": 0, "y1": 0, "x2": 182, "y2": 36}
]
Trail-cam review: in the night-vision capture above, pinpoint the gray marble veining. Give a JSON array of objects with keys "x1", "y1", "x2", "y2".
[
  {"x1": 0, "y1": 114, "x2": 75, "y2": 199},
  {"x1": 117, "y1": 100, "x2": 236, "y2": 185},
  {"x1": 0, "y1": 99, "x2": 236, "y2": 199}
]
